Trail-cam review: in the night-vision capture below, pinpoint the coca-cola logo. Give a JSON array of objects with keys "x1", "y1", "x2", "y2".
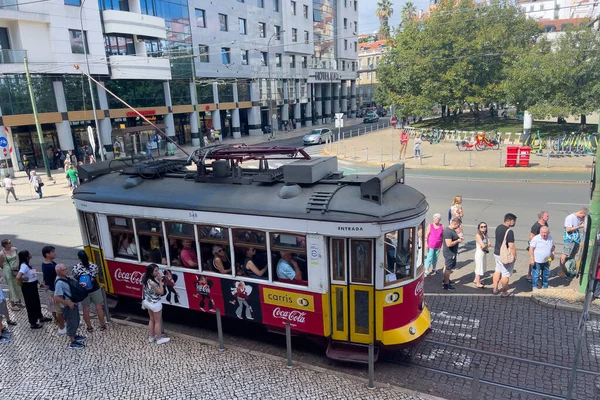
[
  {"x1": 272, "y1": 307, "x2": 306, "y2": 324},
  {"x1": 415, "y1": 280, "x2": 424, "y2": 296},
  {"x1": 114, "y1": 268, "x2": 143, "y2": 285}
]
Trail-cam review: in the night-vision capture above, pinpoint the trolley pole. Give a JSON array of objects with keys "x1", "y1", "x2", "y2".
[{"x1": 24, "y1": 56, "x2": 52, "y2": 179}]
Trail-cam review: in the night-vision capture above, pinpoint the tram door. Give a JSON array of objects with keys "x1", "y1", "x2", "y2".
[
  {"x1": 80, "y1": 212, "x2": 111, "y2": 292},
  {"x1": 329, "y1": 238, "x2": 374, "y2": 344}
]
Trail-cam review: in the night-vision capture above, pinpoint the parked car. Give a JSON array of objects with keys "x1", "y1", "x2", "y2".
[
  {"x1": 303, "y1": 128, "x2": 333, "y2": 145},
  {"x1": 363, "y1": 113, "x2": 380, "y2": 123}
]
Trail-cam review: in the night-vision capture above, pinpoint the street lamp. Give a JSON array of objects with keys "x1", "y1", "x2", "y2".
[{"x1": 80, "y1": 0, "x2": 105, "y2": 161}]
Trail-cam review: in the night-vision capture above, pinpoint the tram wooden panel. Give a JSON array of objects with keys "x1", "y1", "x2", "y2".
[{"x1": 349, "y1": 285, "x2": 374, "y2": 344}]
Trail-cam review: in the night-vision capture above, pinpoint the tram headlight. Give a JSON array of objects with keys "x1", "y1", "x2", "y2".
[
  {"x1": 418, "y1": 298, "x2": 425, "y2": 311},
  {"x1": 409, "y1": 327, "x2": 416, "y2": 335}
]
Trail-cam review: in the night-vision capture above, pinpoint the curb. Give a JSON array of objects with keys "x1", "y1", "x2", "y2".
[
  {"x1": 112, "y1": 317, "x2": 446, "y2": 400},
  {"x1": 530, "y1": 295, "x2": 600, "y2": 316}
]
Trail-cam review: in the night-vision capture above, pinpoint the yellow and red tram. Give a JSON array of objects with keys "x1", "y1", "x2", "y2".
[{"x1": 73, "y1": 147, "x2": 430, "y2": 361}]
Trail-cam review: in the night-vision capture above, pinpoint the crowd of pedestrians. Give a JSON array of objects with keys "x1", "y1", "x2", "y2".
[
  {"x1": 0, "y1": 241, "x2": 109, "y2": 349},
  {"x1": 424, "y1": 196, "x2": 588, "y2": 295}
]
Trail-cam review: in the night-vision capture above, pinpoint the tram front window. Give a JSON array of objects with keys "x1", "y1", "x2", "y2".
[{"x1": 384, "y1": 228, "x2": 414, "y2": 285}]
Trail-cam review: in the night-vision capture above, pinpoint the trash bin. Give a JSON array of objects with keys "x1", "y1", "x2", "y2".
[
  {"x1": 505, "y1": 146, "x2": 519, "y2": 167},
  {"x1": 519, "y1": 146, "x2": 531, "y2": 167}
]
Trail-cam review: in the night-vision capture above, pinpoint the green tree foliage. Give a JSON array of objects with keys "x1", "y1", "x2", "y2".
[
  {"x1": 506, "y1": 25, "x2": 600, "y2": 123},
  {"x1": 376, "y1": 0, "x2": 394, "y2": 40},
  {"x1": 376, "y1": 0, "x2": 541, "y2": 118}
]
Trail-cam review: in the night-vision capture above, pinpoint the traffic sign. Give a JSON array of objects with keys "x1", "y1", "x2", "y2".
[
  {"x1": 335, "y1": 113, "x2": 344, "y2": 120},
  {"x1": 0, "y1": 137, "x2": 8, "y2": 148},
  {"x1": 335, "y1": 119, "x2": 344, "y2": 128}
]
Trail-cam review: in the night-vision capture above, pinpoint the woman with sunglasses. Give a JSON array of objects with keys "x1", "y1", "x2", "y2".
[
  {"x1": 211, "y1": 245, "x2": 231, "y2": 274},
  {"x1": 474, "y1": 222, "x2": 490, "y2": 289}
]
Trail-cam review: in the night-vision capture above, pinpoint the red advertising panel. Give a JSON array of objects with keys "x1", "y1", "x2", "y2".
[
  {"x1": 260, "y1": 285, "x2": 324, "y2": 336},
  {"x1": 108, "y1": 260, "x2": 146, "y2": 299},
  {"x1": 382, "y1": 277, "x2": 423, "y2": 331},
  {"x1": 183, "y1": 273, "x2": 224, "y2": 315}
]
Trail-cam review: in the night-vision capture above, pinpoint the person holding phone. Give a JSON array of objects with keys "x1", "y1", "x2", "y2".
[
  {"x1": 72, "y1": 250, "x2": 107, "y2": 333},
  {"x1": 142, "y1": 264, "x2": 170, "y2": 344}
]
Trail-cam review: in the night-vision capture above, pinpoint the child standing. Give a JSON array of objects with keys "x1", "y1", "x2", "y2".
[{"x1": 413, "y1": 134, "x2": 423, "y2": 160}]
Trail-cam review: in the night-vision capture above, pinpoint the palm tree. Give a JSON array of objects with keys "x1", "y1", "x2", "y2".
[
  {"x1": 376, "y1": 0, "x2": 394, "y2": 40},
  {"x1": 401, "y1": 1, "x2": 417, "y2": 27}
]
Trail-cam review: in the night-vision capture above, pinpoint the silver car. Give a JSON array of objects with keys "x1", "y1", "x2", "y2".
[{"x1": 303, "y1": 128, "x2": 333, "y2": 145}]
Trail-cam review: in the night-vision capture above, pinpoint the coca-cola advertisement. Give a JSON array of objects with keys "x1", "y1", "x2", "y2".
[
  {"x1": 221, "y1": 280, "x2": 263, "y2": 323},
  {"x1": 108, "y1": 260, "x2": 145, "y2": 298},
  {"x1": 382, "y1": 277, "x2": 423, "y2": 331},
  {"x1": 184, "y1": 273, "x2": 224, "y2": 314},
  {"x1": 260, "y1": 286, "x2": 324, "y2": 336}
]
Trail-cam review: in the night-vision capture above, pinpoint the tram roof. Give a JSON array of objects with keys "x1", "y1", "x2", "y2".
[{"x1": 73, "y1": 157, "x2": 428, "y2": 224}]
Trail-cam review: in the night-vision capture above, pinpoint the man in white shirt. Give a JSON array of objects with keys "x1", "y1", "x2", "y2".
[
  {"x1": 529, "y1": 226, "x2": 555, "y2": 290},
  {"x1": 3, "y1": 173, "x2": 19, "y2": 204}
]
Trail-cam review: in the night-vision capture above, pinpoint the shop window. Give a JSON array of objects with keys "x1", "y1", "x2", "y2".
[
  {"x1": 136, "y1": 219, "x2": 166, "y2": 264},
  {"x1": 384, "y1": 228, "x2": 414, "y2": 285},
  {"x1": 271, "y1": 233, "x2": 307, "y2": 285},
  {"x1": 198, "y1": 226, "x2": 231, "y2": 274},
  {"x1": 233, "y1": 229, "x2": 268, "y2": 279},
  {"x1": 350, "y1": 240, "x2": 372, "y2": 284},
  {"x1": 166, "y1": 223, "x2": 198, "y2": 269},
  {"x1": 331, "y1": 238, "x2": 345, "y2": 281},
  {"x1": 108, "y1": 216, "x2": 138, "y2": 260}
]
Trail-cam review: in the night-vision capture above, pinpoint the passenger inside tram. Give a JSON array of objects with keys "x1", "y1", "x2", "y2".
[
  {"x1": 276, "y1": 251, "x2": 304, "y2": 282},
  {"x1": 180, "y1": 239, "x2": 199, "y2": 268},
  {"x1": 168, "y1": 238, "x2": 181, "y2": 266},
  {"x1": 210, "y1": 245, "x2": 232, "y2": 274},
  {"x1": 242, "y1": 247, "x2": 268, "y2": 280},
  {"x1": 384, "y1": 229, "x2": 413, "y2": 283}
]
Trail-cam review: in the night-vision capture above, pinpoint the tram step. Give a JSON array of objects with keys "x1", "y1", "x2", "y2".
[{"x1": 326, "y1": 341, "x2": 378, "y2": 364}]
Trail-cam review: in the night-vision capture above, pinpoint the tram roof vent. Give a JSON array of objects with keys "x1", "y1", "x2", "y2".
[
  {"x1": 282, "y1": 157, "x2": 338, "y2": 184},
  {"x1": 360, "y1": 163, "x2": 405, "y2": 205}
]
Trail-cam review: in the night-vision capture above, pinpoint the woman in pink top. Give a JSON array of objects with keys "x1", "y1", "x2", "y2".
[
  {"x1": 424, "y1": 213, "x2": 444, "y2": 276},
  {"x1": 399, "y1": 130, "x2": 409, "y2": 160}
]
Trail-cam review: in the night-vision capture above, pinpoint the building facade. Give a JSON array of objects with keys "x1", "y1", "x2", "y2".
[
  {"x1": 0, "y1": 0, "x2": 358, "y2": 169},
  {"x1": 356, "y1": 39, "x2": 386, "y2": 109}
]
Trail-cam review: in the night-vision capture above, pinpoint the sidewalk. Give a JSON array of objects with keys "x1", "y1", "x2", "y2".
[
  {"x1": 323, "y1": 127, "x2": 592, "y2": 172},
  {"x1": 0, "y1": 300, "x2": 442, "y2": 400}
]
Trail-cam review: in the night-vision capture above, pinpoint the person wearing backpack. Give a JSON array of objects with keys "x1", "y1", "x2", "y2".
[
  {"x1": 54, "y1": 264, "x2": 87, "y2": 349},
  {"x1": 492, "y1": 213, "x2": 517, "y2": 297},
  {"x1": 72, "y1": 250, "x2": 107, "y2": 333}
]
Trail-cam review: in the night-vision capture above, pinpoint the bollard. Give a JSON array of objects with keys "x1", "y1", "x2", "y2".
[
  {"x1": 101, "y1": 288, "x2": 111, "y2": 323},
  {"x1": 442, "y1": 153, "x2": 446, "y2": 167},
  {"x1": 366, "y1": 148, "x2": 369, "y2": 161},
  {"x1": 420, "y1": 155, "x2": 423, "y2": 165},
  {"x1": 380, "y1": 149, "x2": 383, "y2": 162},
  {"x1": 469, "y1": 151, "x2": 472, "y2": 167},
  {"x1": 354, "y1": 148, "x2": 357, "y2": 159},
  {"x1": 371, "y1": 125, "x2": 373, "y2": 133},
  {"x1": 546, "y1": 152, "x2": 550, "y2": 168},
  {"x1": 216, "y1": 308, "x2": 225, "y2": 352},
  {"x1": 367, "y1": 343, "x2": 376, "y2": 390},
  {"x1": 344, "y1": 146, "x2": 347, "y2": 158},
  {"x1": 471, "y1": 362, "x2": 481, "y2": 400},
  {"x1": 336, "y1": 141, "x2": 339, "y2": 155},
  {"x1": 391, "y1": 139, "x2": 394, "y2": 160},
  {"x1": 285, "y1": 322, "x2": 293, "y2": 369}
]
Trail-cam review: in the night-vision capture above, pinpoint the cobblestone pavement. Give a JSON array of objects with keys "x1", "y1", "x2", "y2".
[
  {"x1": 322, "y1": 128, "x2": 591, "y2": 171},
  {"x1": 0, "y1": 302, "x2": 437, "y2": 400}
]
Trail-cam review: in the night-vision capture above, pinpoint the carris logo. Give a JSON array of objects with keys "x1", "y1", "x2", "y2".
[
  {"x1": 297, "y1": 297, "x2": 310, "y2": 307},
  {"x1": 415, "y1": 281, "x2": 424, "y2": 296},
  {"x1": 272, "y1": 307, "x2": 307, "y2": 323},
  {"x1": 114, "y1": 268, "x2": 143, "y2": 285},
  {"x1": 337, "y1": 226, "x2": 364, "y2": 231},
  {"x1": 385, "y1": 292, "x2": 400, "y2": 304}
]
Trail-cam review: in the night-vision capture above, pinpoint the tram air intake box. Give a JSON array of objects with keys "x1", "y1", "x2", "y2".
[{"x1": 282, "y1": 156, "x2": 338, "y2": 184}]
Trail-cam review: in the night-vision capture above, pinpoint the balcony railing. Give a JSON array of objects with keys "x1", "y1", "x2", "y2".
[
  {"x1": 0, "y1": 49, "x2": 26, "y2": 64},
  {"x1": 0, "y1": 0, "x2": 18, "y2": 10}
]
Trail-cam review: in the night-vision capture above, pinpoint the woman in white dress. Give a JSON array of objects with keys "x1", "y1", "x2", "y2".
[{"x1": 474, "y1": 222, "x2": 490, "y2": 289}]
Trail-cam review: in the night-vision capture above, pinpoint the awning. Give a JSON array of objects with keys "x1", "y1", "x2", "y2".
[{"x1": 115, "y1": 124, "x2": 166, "y2": 134}]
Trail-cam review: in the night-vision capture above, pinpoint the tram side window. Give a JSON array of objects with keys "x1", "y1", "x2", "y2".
[
  {"x1": 108, "y1": 216, "x2": 138, "y2": 260},
  {"x1": 350, "y1": 240, "x2": 372, "y2": 284},
  {"x1": 136, "y1": 219, "x2": 166, "y2": 264},
  {"x1": 233, "y1": 229, "x2": 269, "y2": 280},
  {"x1": 166, "y1": 223, "x2": 198, "y2": 269},
  {"x1": 384, "y1": 228, "x2": 414, "y2": 286},
  {"x1": 331, "y1": 238, "x2": 345, "y2": 281},
  {"x1": 416, "y1": 222, "x2": 425, "y2": 277},
  {"x1": 198, "y1": 225, "x2": 232, "y2": 274},
  {"x1": 83, "y1": 213, "x2": 99, "y2": 246},
  {"x1": 272, "y1": 233, "x2": 307, "y2": 285}
]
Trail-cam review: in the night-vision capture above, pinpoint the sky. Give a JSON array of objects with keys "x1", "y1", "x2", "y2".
[{"x1": 359, "y1": 0, "x2": 432, "y2": 35}]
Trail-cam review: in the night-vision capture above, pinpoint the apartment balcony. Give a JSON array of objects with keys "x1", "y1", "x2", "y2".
[
  {"x1": 0, "y1": 49, "x2": 28, "y2": 74},
  {"x1": 108, "y1": 55, "x2": 171, "y2": 80},
  {"x1": 102, "y1": 10, "x2": 166, "y2": 39}
]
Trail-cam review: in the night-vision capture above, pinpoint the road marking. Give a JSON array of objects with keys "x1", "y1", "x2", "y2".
[
  {"x1": 547, "y1": 202, "x2": 589, "y2": 206},
  {"x1": 462, "y1": 197, "x2": 493, "y2": 202}
]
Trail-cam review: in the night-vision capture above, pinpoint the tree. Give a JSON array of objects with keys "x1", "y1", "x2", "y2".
[
  {"x1": 506, "y1": 25, "x2": 600, "y2": 125},
  {"x1": 400, "y1": 1, "x2": 417, "y2": 27},
  {"x1": 376, "y1": 0, "x2": 541, "y2": 119},
  {"x1": 376, "y1": 0, "x2": 394, "y2": 40}
]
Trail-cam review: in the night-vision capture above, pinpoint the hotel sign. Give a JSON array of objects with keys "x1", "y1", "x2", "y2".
[{"x1": 314, "y1": 71, "x2": 340, "y2": 81}]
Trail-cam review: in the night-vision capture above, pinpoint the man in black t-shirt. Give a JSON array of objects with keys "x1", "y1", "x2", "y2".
[
  {"x1": 493, "y1": 213, "x2": 517, "y2": 297},
  {"x1": 442, "y1": 218, "x2": 463, "y2": 291},
  {"x1": 527, "y1": 211, "x2": 549, "y2": 282}
]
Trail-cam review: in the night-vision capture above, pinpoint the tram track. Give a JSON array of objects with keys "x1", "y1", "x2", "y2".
[{"x1": 380, "y1": 338, "x2": 598, "y2": 400}]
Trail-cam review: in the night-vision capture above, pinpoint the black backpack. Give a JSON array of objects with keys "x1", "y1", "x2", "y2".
[{"x1": 57, "y1": 278, "x2": 89, "y2": 303}]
